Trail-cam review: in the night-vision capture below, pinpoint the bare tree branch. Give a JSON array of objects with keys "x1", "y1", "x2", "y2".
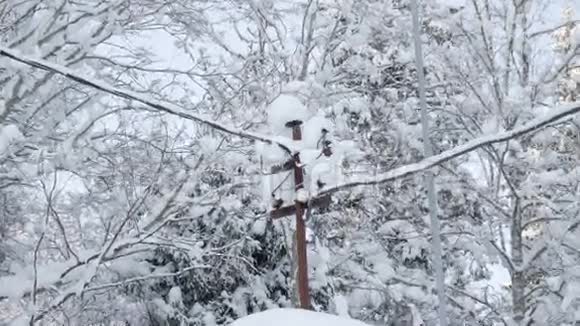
[
  {"x1": 319, "y1": 102, "x2": 580, "y2": 195},
  {"x1": 83, "y1": 264, "x2": 211, "y2": 293},
  {"x1": 447, "y1": 286, "x2": 508, "y2": 326},
  {"x1": 0, "y1": 46, "x2": 296, "y2": 154},
  {"x1": 529, "y1": 20, "x2": 580, "y2": 39}
]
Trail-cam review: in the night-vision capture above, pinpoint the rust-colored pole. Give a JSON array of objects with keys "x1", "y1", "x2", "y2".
[{"x1": 286, "y1": 119, "x2": 311, "y2": 310}]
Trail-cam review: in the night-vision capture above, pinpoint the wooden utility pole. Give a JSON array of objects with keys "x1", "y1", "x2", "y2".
[
  {"x1": 287, "y1": 119, "x2": 311, "y2": 309},
  {"x1": 269, "y1": 119, "x2": 332, "y2": 310}
]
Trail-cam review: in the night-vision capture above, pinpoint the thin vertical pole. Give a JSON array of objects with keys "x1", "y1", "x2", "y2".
[
  {"x1": 409, "y1": 0, "x2": 448, "y2": 325},
  {"x1": 287, "y1": 119, "x2": 311, "y2": 309}
]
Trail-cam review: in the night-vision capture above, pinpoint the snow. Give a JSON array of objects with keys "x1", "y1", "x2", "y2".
[
  {"x1": 0, "y1": 45, "x2": 299, "y2": 154},
  {"x1": 3, "y1": 2, "x2": 580, "y2": 323},
  {"x1": 320, "y1": 102, "x2": 580, "y2": 195},
  {"x1": 0, "y1": 260, "x2": 74, "y2": 299},
  {"x1": 168, "y1": 286, "x2": 183, "y2": 307},
  {"x1": 256, "y1": 141, "x2": 287, "y2": 163},
  {"x1": 302, "y1": 114, "x2": 333, "y2": 148},
  {"x1": 295, "y1": 188, "x2": 310, "y2": 203},
  {"x1": 309, "y1": 161, "x2": 333, "y2": 191},
  {"x1": 229, "y1": 309, "x2": 370, "y2": 326},
  {"x1": 0, "y1": 124, "x2": 23, "y2": 156},
  {"x1": 203, "y1": 312, "x2": 217, "y2": 326},
  {"x1": 251, "y1": 218, "x2": 267, "y2": 236},
  {"x1": 262, "y1": 95, "x2": 339, "y2": 207},
  {"x1": 471, "y1": 263, "x2": 511, "y2": 293},
  {"x1": 267, "y1": 94, "x2": 310, "y2": 133},
  {"x1": 561, "y1": 277, "x2": 580, "y2": 312},
  {"x1": 198, "y1": 135, "x2": 222, "y2": 156},
  {"x1": 332, "y1": 295, "x2": 350, "y2": 317}
]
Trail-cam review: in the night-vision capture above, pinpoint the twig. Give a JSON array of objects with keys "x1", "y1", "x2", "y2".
[{"x1": 84, "y1": 265, "x2": 211, "y2": 292}]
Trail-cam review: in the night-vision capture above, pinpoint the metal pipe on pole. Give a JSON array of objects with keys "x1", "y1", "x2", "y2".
[{"x1": 409, "y1": 0, "x2": 448, "y2": 325}]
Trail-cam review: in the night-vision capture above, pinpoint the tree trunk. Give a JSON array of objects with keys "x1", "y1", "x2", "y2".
[{"x1": 510, "y1": 199, "x2": 525, "y2": 324}]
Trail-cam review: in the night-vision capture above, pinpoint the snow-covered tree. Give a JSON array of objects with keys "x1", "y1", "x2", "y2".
[
  {"x1": 428, "y1": 0, "x2": 580, "y2": 324},
  {"x1": 1, "y1": 0, "x2": 580, "y2": 325}
]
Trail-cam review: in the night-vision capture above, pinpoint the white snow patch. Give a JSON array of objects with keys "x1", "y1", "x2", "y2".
[
  {"x1": 332, "y1": 295, "x2": 350, "y2": 317},
  {"x1": 168, "y1": 286, "x2": 183, "y2": 307},
  {"x1": 302, "y1": 114, "x2": 333, "y2": 148},
  {"x1": 252, "y1": 218, "x2": 267, "y2": 236},
  {"x1": 305, "y1": 227, "x2": 315, "y2": 242},
  {"x1": 8, "y1": 315, "x2": 28, "y2": 326},
  {"x1": 561, "y1": 281, "x2": 580, "y2": 311},
  {"x1": 203, "y1": 312, "x2": 217, "y2": 326},
  {"x1": 460, "y1": 151, "x2": 488, "y2": 187},
  {"x1": 409, "y1": 304, "x2": 424, "y2": 326},
  {"x1": 229, "y1": 308, "x2": 370, "y2": 326},
  {"x1": 310, "y1": 161, "x2": 332, "y2": 190},
  {"x1": 0, "y1": 260, "x2": 74, "y2": 298},
  {"x1": 199, "y1": 135, "x2": 222, "y2": 156},
  {"x1": 295, "y1": 188, "x2": 310, "y2": 203},
  {"x1": 267, "y1": 94, "x2": 309, "y2": 132},
  {"x1": 256, "y1": 141, "x2": 287, "y2": 163},
  {"x1": 348, "y1": 288, "x2": 383, "y2": 312},
  {"x1": 0, "y1": 124, "x2": 23, "y2": 156},
  {"x1": 481, "y1": 118, "x2": 500, "y2": 135},
  {"x1": 470, "y1": 262, "x2": 511, "y2": 296}
]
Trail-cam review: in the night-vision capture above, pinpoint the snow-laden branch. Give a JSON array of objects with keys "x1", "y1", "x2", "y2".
[
  {"x1": 2, "y1": 46, "x2": 579, "y2": 198},
  {"x1": 0, "y1": 46, "x2": 296, "y2": 154},
  {"x1": 319, "y1": 102, "x2": 580, "y2": 195},
  {"x1": 83, "y1": 264, "x2": 212, "y2": 293}
]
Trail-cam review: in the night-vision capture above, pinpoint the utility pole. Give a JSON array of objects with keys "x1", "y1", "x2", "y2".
[
  {"x1": 410, "y1": 0, "x2": 448, "y2": 325},
  {"x1": 269, "y1": 119, "x2": 332, "y2": 310},
  {"x1": 287, "y1": 119, "x2": 310, "y2": 309}
]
